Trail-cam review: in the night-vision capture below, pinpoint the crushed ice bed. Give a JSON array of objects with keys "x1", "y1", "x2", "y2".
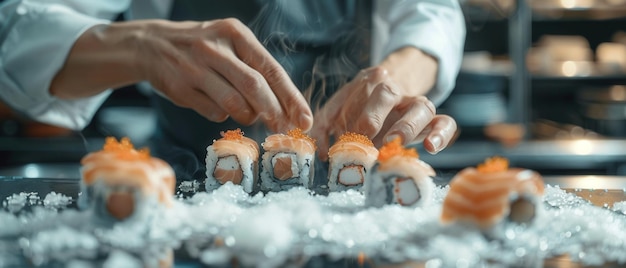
[{"x1": 1, "y1": 183, "x2": 626, "y2": 267}]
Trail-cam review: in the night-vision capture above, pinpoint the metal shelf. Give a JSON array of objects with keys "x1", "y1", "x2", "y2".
[{"x1": 464, "y1": 0, "x2": 626, "y2": 20}]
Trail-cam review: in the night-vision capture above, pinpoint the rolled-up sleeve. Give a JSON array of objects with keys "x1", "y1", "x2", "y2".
[
  {"x1": 0, "y1": 0, "x2": 125, "y2": 130},
  {"x1": 372, "y1": 0, "x2": 466, "y2": 106}
]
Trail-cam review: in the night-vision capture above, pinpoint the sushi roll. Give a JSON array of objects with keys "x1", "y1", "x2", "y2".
[
  {"x1": 440, "y1": 157, "x2": 545, "y2": 230},
  {"x1": 364, "y1": 137, "x2": 436, "y2": 208},
  {"x1": 205, "y1": 129, "x2": 260, "y2": 193},
  {"x1": 79, "y1": 137, "x2": 176, "y2": 222},
  {"x1": 327, "y1": 132, "x2": 378, "y2": 192},
  {"x1": 260, "y1": 128, "x2": 316, "y2": 191}
]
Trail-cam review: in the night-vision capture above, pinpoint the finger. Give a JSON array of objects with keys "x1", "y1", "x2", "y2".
[
  {"x1": 316, "y1": 83, "x2": 357, "y2": 132},
  {"x1": 261, "y1": 63, "x2": 313, "y2": 132},
  {"x1": 226, "y1": 20, "x2": 313, "y2": 131},
  {"x1": 421, "y1": 115, "x2": 458, "y2": 154},
  {"x1": 353, "y1": 82, "x2": 402, "y2": 138},
  {"x1": 381, "y1": 97, "x2": 436, "y2": 145},
  {"x1": 170, "y1": 88, "x2": 229, "y2": 123},
  {"x1": 313, "y1": 68, "x2": 390, "y2": 159},
  {"x1": 199, "y1": 42, "x2": 285, "y2": 131},
  {"x1": 319, "y1": 68, "x2": 388, "y2": 133},
  {"x1": 311, "y1": 80, "x2": 363, "y2": 148},
  {"x1": 411, "y1": 125, "x2": 432, "y2": 144},
  {"x1": 199, "y1": 70, "x2": 257, "y2": 125}
]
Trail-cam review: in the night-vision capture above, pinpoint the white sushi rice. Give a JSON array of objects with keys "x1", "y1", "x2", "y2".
[
  {"x1": 1, "y1": 184, "x2": 626, "y2": 267},
  {"x1": 205, "y1": 149, "x2": 256, "y2": 193},
  {"x1": 260, "y1": 151, "x2": 314, "y2": 192}
]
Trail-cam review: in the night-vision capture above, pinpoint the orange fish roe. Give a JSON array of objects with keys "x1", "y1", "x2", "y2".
[
  {"x1": 377, "y1": 136, "x2": 418, "y2": 162},
  {"x1": 287, "y1": 128, "x2": 317, "y2": 149},
  {"x1": 221, "y1": 128, "x2": 244, "y2": 140},
  {"x1": 476, "y1": 156, "x2": 509, "y2": 173},
  {"x1": 101, "y1": 136, "x2": 150, "y2": 161},
  {"x1": 337, "y1": 132, "x2": 374, "y2": 147}
]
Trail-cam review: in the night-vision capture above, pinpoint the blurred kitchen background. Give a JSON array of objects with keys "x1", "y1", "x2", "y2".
[
  {"x1": 429, "y1": 0, "x2": 626, "y2": 178},
  {"x1": 1, "y1": 0, "x2": 625, "y2": 179}
]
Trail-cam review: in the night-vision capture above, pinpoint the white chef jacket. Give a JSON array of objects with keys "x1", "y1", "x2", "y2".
[{"x1": 0, "y1": 0, "x2": 465, "y2": 130}]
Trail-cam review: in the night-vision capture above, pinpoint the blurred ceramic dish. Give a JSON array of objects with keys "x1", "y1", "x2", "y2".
[
  {"x1": 596, "y1": 42, "x2": 626, "y2": 74},
  {"x1": 461, "y1": 51, "x2": 513, "y2": 77},
  {"x1": 527, "y1": 35, "x2": 594, "y2": 76},
  {"x1": 577, "y1": 85, "x2": 626, "y2": 136}
]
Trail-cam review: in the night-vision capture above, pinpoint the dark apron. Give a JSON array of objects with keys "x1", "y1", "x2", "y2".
[{"x1": 149, "y1": 0, "x2": 372, "y2": 181}]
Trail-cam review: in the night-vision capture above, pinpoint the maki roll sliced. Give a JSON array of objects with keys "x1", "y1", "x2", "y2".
[
  {"x1": 364, "y1": 137, "x2": 435, "y2": 208},
  {"x1": 327, "y1": 132, "x2": 378, "y2": 192},
  {"x1": 205, "y1": 129, "x2": 260, "y2": 193},
  {"x1": 440, "y1": 157, "x2": 545, "y2": 230},
  {"x1": 260, "y1": 128, "x2": 316, "y2": 191},
  {"x1": 80, "y1": 137, "x2": 175, "y2": 222}
]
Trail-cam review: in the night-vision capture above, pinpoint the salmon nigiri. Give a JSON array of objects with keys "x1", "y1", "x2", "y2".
[
  {"x1": 260, "y1": 128, "x2": 316, "y2": 192},
  {"x1": 205, "y1": 129, "x2": 260, "y2": 193},
  {"x1": 327, "y1": 132, "x2": 378, "y2": 192},
  {"x1": 440, "y1": 157, "x2": 545, "y2": 230},
  {"x1": 80, "y1": 137, "x2": 175, "y2": 221},
  {"x1": 364, "y1": 137, "x2": 436, "y2": 208}
]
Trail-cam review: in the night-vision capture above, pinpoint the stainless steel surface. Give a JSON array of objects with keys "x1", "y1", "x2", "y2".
[
  {"x1": 543, "y1": 175, "x2": 626, "y2": 189},
  {"x1": 419, "y1": 139, "x2": 626, "y2": 170}
]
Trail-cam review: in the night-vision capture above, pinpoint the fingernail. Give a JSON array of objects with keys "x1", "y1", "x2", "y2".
[
  {"x1": 429, "y1": 135, "x2": 442, "y2": 153},
  {"x1": 385, "y1": 134, "x2": 401, "y2": 144},
  {"x1": 299, "y1": 113, "x2": 313, "y2": 131}
]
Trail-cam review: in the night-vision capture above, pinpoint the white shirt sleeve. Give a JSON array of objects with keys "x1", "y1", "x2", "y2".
[
  {"x1": 372, "y1": 0, "x2": 466, "y2": 106},
  {"x1": 0, "y1": 0, "x2": 129, "y2": 130}
]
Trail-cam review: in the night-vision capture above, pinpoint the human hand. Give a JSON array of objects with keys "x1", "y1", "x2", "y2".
[
  {"x1": 139, "y1": 19, "x2": 313, "y2": 132},
  {"x1": 310, "y1": 47, "x2": 457, "y2": 161},
  {"x1": 51, "y1": 19, "x2": 313, "y2": 133}
]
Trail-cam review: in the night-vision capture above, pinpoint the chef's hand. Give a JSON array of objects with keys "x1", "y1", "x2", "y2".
[
  {"x1": 311, "y1": 47, "x2": 457, "y2": 161},
  {"x1": 51, "y1": 19, "x2": 313, "y2": 133}
]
